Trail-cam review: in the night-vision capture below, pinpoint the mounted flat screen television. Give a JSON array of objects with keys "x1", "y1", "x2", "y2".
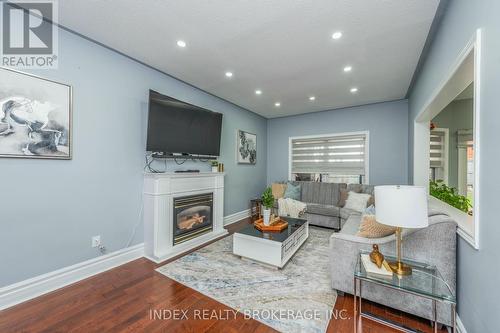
[{"x1": 146, "y1": 90, "x2": 223, "y2": 157}]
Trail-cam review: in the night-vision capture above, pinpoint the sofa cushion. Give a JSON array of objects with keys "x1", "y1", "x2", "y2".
[
  {"x1": 300, "y1": 181, "x2": 345, "y2": 206},
  {"x1": 338, "y1": 188, "x2": 349, "y2": 207},
  {"x1": 339, "y1": 213, "x2": 362, "y2": 235},
  {"x1": 347, "y1": 184, "x2": 375, "y2": 195},
  {"x1": 305, "y1": 203, "x2": 340, "y2": 217},
  {"x1": 340, "y1": 207, "x2": 358, "y2": 221}
]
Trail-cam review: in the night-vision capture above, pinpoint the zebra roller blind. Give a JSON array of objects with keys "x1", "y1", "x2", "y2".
[
  {"x1": 291, "y1": 134, "x2": 367, "y2": 175},
  {"x1": 430, "y1": 130, "x2": 445, "y2": 167}
]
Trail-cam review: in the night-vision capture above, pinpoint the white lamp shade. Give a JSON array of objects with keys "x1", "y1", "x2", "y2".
[{"x1": 375, "y1": 185, "x2": 429, "y2": 228}]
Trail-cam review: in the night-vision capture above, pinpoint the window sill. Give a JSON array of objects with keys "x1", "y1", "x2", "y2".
[{"x1": 428, "y1": 196, "x2": 479, "y2": 250}]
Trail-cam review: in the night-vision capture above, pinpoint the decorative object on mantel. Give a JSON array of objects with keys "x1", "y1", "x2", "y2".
[
  {"x1": 250, "y1": 198, "x2": 262, "y2": 221},
  {"x1": 0, "y1": 67, "x2": 72, "y2": 159},
  {"x1": 375, "y1": 185, "x2": 428, "y2": 276},
  {"x1": 211, "y1": 160, "x2": 219, "y2": 172},
  {"x1": 237, "y1": 130, "x2": 256, "y2": 164},
  {"x1": 369, "y1": 244, "x2": 384, "y2": 268},
  {"x1": 254, "y1": 216, "x2": 288, "y2": 232},
  {"x1": 218, "y1": 162, "x2": 224, "y2": 172},
  {"x1": 261, "y1": 187, "x2": 275, "y2": 226}
]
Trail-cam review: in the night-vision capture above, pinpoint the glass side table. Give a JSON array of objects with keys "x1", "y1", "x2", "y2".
[{"x1": 354, "y1": 250, "x2": 456, "y2": 333}]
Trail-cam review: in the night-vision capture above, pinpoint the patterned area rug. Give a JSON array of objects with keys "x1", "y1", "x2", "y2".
[{"x1": 156, "y1": 227, "x2": 337, "y2": 333}]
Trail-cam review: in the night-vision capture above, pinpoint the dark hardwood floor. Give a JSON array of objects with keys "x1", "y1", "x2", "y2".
[{"x1": 0, "y1": 219, "x2": 446, "y2": 332}]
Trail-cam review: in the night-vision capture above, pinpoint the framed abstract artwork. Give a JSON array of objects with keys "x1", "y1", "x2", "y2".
[
  {"x1": 237, "y1": 130, "x2": 256, "y2": 164},
  {"x1": 0, "y1": 67, "x2": 72, "y2": 159}
]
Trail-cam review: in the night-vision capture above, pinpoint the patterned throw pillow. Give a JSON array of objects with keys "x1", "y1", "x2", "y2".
[
  {"x1": 344, "y1": 191, "x2": 371, "y2": 213},
  {"x1": 283, "y1": 182, "x2": 301, "y2": 201},
  {"x1": 271, "y1": 183, "x2": 287, "y2": 199},
  {"x1": 357, "y1": 214, "x2": 397, "y2": 238}
]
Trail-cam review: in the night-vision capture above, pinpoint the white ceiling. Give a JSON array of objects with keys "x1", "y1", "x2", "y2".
[{"x1": 57, "y1": 0, "x2": 440, "y2": 118}]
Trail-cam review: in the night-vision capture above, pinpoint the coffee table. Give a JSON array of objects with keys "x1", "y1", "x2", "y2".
[{"x1": 232, "y1": 217, "x2": 309, "y2": 269}]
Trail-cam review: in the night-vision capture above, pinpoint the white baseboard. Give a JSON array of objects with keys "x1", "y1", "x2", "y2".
[
  {"x1": 0, "y1": 243, "x2": 144, "y2": 311},
  {"x1": 456, "y1": 315, "x2": 467, "y2": 333},
  {"x1": 223, "y1": 208, "x2": 251, "y2": 226},
  {"x1": 0, "y1": 209, "x2": 250, "y2": 312}
]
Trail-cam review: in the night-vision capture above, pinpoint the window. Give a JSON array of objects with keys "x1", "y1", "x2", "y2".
[
  {"x1": 289, "y1": 132, "x2": 369, "y2": 184},
  {"x1": 429, "y1": 128, "x2": 448, "y2": 183}
]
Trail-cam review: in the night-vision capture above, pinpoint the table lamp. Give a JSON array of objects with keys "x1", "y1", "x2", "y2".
[{"x1": 375, "y1": 185, "x2": 428, "y2": 276}]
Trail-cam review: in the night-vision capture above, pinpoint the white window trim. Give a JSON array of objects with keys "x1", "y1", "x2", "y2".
[
  {"x1": 288, "y1": 131, "x2": 370, "y2": 184},
  {"x1": 430, "y1": 127, "x2": 449, "y2": 185},
  {"x1": 413, "y1": 29, "x2": 481, "y2": 250}
]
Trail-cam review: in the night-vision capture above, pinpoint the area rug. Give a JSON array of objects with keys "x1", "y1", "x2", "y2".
[{"x1": 156, "y1": 227, "x2": 337, "y2": 333}]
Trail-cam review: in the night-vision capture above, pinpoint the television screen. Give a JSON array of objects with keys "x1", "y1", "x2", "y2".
[{"x1": 146, "y1": 90, "x2": 223, "y2": 156}]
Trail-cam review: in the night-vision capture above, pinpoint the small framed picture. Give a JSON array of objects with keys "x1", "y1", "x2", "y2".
[{"x1": 237, "y1": 130, "x2": 256, "y2": 164}]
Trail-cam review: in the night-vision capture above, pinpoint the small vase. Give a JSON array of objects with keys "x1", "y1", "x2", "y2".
[
  {"x1": 263, "y1": 209, "x2": 271, "y2": 226},
  {"x1": 212, "y1": 166, "x2": 218, "y2": 172}
]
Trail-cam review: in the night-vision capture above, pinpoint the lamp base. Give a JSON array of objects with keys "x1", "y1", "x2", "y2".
[{"x1": 388, "y1": 260, "x2": 412, "y2": 276}]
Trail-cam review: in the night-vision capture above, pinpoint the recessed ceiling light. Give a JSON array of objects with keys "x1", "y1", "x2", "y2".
[
  {"x1": 275, "y1": 102, "x2": 281, "y2": 107},
  {"x1": 255, "y1": 90, "x2": 262, "y2": 95},
  {"x1": 225, "y1": 71, "x2": 233, "y2": 78},
  {"x1": 343, "y1": 66, "x2": 352, "y2": 72},
  {"x1": 332, "y1": 31, "x2": 343, "y2": 40},
  {"x1": 176, "y1": 40, "x2": 186, "y2": 48},
  {"x1": 350, "y1": 87, "x2": 358, "y2": 93},
  {"x1": 309, "y1": 96, "x2": 316, "y2": 101}
]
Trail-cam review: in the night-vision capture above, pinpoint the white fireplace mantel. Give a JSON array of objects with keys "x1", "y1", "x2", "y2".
[{"x1": 143, "y1": 172, "x2": 227, "y2": 263}]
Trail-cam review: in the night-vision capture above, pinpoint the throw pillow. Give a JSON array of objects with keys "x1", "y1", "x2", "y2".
[
  {"x1": 357, "y1": 214, "x2": 397, "y2": 238},
  {"x1": 344, "y1": 191, "x2": 371, "y2": 213},
  {"x1": 338, "y1": 188, "x2": 349, "y2": 207},
  {"x1": 338, "y1": 188, "x2": 374, "y2": 208},
  {"x1": 271, "y1": 183, "x2": 286, "y2": 199},
  {"x1": 364, "y1": 204, "x2": 376, "y2": 215},
  {"x1": 283, "y1": 182, "x2": 301, "y2": 200}
]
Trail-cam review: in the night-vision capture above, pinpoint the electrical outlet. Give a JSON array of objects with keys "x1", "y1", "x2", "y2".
[{"x1": 91, "y1": 235, "x2": 101, "y2": 248}]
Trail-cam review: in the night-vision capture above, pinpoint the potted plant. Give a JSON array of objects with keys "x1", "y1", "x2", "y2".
[
  {"x1": 429, "y1": 180, "x2": 472, "y2": 214},
  {"x1": 211, "y1": 160, "x2": 219, "y2": 172},
  {"x1": 261, "y1": 187, "x2": 275, "y2": 226}
]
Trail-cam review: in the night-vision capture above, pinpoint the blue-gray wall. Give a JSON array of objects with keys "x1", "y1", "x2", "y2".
[
  {"x1": 0, "y1": 24, "x2": 267, "y2": 287},
  {"x1": 408, "y1": 0, "x2": 500, "y2": 331},
  {"x1": 267, "y1": 100, "x2": 409, "y2": 186}
]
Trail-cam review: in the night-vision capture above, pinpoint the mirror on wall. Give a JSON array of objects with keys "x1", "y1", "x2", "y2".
[
  {"x1": 414, "y1": 29, "x2": 480, "y2": 248},
  {"x1": 429, "y1": 83, "x2": 474, "y2": 216}
]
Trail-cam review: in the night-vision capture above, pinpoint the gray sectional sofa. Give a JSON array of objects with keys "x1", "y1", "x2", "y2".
[
  {"x1": 275, "y1": 181, "x2": 457, "y2": 327},
  {"x1": 276, "y1": 181, "x2": 374, "y2": 230}
]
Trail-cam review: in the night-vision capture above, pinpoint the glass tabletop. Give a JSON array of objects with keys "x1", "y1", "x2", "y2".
[
  {"x1": 355, "y1": 250, "x2": 456, "y2": 303},
  {"x1": 234, "y1": 216, "x2": 307, "y2": 243}
]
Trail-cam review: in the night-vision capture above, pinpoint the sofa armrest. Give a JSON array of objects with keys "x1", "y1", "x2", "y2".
[{"x1": 329, "y1": 218, "x2": 457, "y2": 295}]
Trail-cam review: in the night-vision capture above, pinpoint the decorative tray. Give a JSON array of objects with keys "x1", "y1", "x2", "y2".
[{"x1": 254, "y1": 217, "x2": 288, "y2": 232}]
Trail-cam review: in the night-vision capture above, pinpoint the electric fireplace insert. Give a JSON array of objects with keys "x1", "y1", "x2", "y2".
[{"x1": 173, "y1": 193, "x2": 213, "y2": 245}]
